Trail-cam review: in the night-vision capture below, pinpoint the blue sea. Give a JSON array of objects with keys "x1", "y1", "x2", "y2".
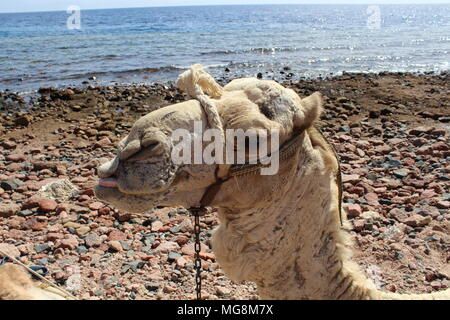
[{"x1": 0, "y1": 4, "x2": 449, "y2": 92}]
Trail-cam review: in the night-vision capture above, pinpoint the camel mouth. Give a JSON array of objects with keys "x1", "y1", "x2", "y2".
[{"x1": 98, "y1": 178, "x2": 119, "y2": 189}]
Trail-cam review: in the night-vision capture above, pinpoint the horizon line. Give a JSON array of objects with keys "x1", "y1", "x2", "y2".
[{"x1": 1, "y1": 2, "x2": 448, "y2": 14}]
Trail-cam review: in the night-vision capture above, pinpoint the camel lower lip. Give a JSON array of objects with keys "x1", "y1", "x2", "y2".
[{"x1": 98, "y1": 178, "x2": 119, "y2": 188}]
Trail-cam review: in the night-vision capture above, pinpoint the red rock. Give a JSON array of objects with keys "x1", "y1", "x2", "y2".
[
  {"x1": 2, "y1": 141, "x2": 16, "y2": 149},
  {"x1": 6, "y1": 154, "x2": 25, "y2": 162},
  {"x1": 46, "y1": 233, "x2": 62, "y2": 241},
  {"x1": 353, "y1": 219, "x2": 365, "y2": 232},
  {"x1": 348, "y1": 186, "x2": 365, "y2": 196},
  {"x1": 107, "y1": 230, "x2": 127, "y2": 241},
  {"x1": 0, "y1": 202, "x2": 20, "y2": 217},
  {"x1": 199, "y1": 252, "x2": 215, "y2": 261},
  {"x1": 420, "y1": 189, "x2": 437, "y2": 199},
  {"x1": 95, "y1": 138, "x2": 111, "y2": 147},
  {"x1": 72, "y1": 177, "x2": 88, "y2": 183},
  {"x1": 431, "y1": 128, "x2": 446, "y2": 136},
  {"x1": 8, "y1": 216, "x2": 26, "y2": 229},
  {"x1": 38, "y1": 199, "x2": 57, "y2": 212},
  {"x1": 342, "y1": 174, "x2": 360, "y2": 184},
  {"x1": 364, "y1": 193, "x2": 379, "y2": 206},
  {"x1": 80, "y1": 189, "x2": 95, "y2": 196},
  {"x1": 25, "y1": 178, "x2": 58, "y2": 191},
  {"x1": 176, "y1": 256, "x2": 188, "y2": 267},
  {"x1": 21, "y1": 217, "x2": 40, "y2": 230},
  {"x1": 78, "y1": 194, "x2": 90, "y2": 202},
  {"x1": 403, "y1": 214, "x2": 432, "y2": 227},
  {"x1": 374, "y1": 145, "x2": 392, "y2": 155},
  {"x1": 175, "y1": 236, "x2": 189, "y2": 246},
  {"x1": 88, "y1": 202, "x2": 104, "y2": 210},
  {"x1": 57, "y1": 235, "x2": 78, "y2": 250},
  {"x1": 408, "y1": 126, "x2": 434, "y2": 136},
  {"x1": 411, "y1": 138, "x2": 427, "y2": 147},
  {"x1": 56, "y1": 166, "x2": 67, "y2": 175},
  {"x1": 135, "y1": 252, "x2": 153, "y2": 261},
  {"x1": 417, "y1": 145, "x2": 433, "y2": 155},
  {"x1": 98, "y1": 207, "x2": 110, "y2": 215},
  {"x1": 32, "y1": 161, "x2": 58, "y2": 171},
  {"x1": 345, "y1": 203, "x2": 362, "y2": 218},
  {"x1": 151, "y1": 220, "x2": 164, "y2": 232},
  {"x1": 431, "y1": 142, "x2": 448, "y2": 151},
  {"x1": 436, "y1": 200, "x2": 450, "y2": 209},
  {"x1": 181, "y1": 243, "x2": 208, "y2": 256},
  {"x1": 430, "y1": 281, "x2": 443, "y2": 290},
  {"x1": 30, "y1": 148, "x2": 42, "y2": 154},
  {"x1": 113, "y1": 212, "x2": 131, "y2": 222},
  {"x1": 389, "y1": 208, "x2": 408, "y2": 222},
  {"x1": 0, "y1": 243, "x2": 21, "y2": 258},
  {"x1": 108, "y1": 240, "x2": 123, "y2": 252},
  {"x1": 56, "y1": 202, "x2": 71, "y2": 213},
  {"x1": 155, "y1": 241, "x2": 179, "y2": 253},
  {"x1": 17, "y1": 243, "x2": 32, "y2": 255},
  {"x1": 32, "y1": 221, "x2": 47, "y2": 231}
]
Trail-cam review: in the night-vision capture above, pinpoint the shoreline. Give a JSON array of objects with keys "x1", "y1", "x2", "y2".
[
  {"x1": 0, "y1": 71, "x2": 449, "y2": 299},
  {"x1": 1, "y1": 69, "x2": 449, "y2": 97}
]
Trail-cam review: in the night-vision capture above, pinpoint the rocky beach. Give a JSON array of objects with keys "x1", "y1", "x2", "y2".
[{"x1": 0, "y1": 71, "x2": 449, "y2": 300}]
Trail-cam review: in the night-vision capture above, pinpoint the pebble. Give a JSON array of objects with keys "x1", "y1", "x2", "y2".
[
  {"x1": 85, "y1": 233, "x2": 103, "y2": 247},
  {"x1": 216, "y1": 286, "x2": 232, "y2": 296},
  {"x1": 76, "y1": 226, "x2": 91, "y2": 236},
  {"x1": 0, "y1": 243, "x2": 21, "y2": 258},
  {"x1": 393, "y1": 169, "x2": 409, "y2": 179},
  {"x1": 168, "y1": 252, "x2": 181, "y2": 262},
  {"x1": 151, "y1": 220, "x2": 164, "y2": 232},
  {"x1": 0, "y1": 202, "x2": 20, "y2": 217},
  {"x1": 345, "y1": 203, "x2": 362, "y2": 218},
  {"x1": 76, "y1": 246, "x2": 88, "y2": 254},
  {"x1": 38, "y1": 199, "x2": 58, "y2": 212},
  {"x1": 57, "y1": 236, "x2": 78, "y2": 250},
  {"x1": 403, "y1": 215, "x2": 432, "y2": 227},
  {"x1": 155, "y1": 241, "x2": 180, "y2": 253},
  {"x1": 0, "y1": 179, "x2": 23, "y2": 191},
  {"x1": 108, "y1": 240, "x2": 123, "y2": 252},
  {"x1": 108, "y1": 230, "x2": 127, "y2": 241},
  {"x1": 35, "y1": 243, "x2": 51, "y2": 253},
  {"x1": 342, "y1": 174, "x2": 360, "y2": 184}
]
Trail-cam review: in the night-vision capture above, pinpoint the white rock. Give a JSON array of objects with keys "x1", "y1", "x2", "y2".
[{"x1": 38, "y1": 179, "x2": 79, "y2": 200}]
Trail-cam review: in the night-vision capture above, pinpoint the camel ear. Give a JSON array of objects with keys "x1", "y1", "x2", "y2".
[{"x1": 294, "y1": 92, "x2": 323, "y2": 129}]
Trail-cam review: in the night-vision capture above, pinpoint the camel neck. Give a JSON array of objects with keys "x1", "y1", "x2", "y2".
[{"x1": 212, "y1": 130, "x2": 378, "y2": 300}]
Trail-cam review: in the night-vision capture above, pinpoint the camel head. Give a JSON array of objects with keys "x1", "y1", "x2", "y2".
[{"x1": 94, "y1": 65, "x2": 323, "y2": 213}]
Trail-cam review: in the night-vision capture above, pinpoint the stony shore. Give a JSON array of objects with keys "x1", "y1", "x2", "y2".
[{"x1": 0, "y1": 71, "x2": 449, "y2": 299}]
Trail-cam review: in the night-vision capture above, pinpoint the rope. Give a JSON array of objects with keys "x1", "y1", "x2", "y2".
[{"x1": 0, "y1": 248, "x2": 78, "y2": 300}]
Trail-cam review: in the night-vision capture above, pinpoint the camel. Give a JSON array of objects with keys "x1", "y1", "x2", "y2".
[
  {"x1": 0, "y1": 263, "x2": 66, "y2": 300},
  {"x1": 95, "y1": 65, "x2": 449, "y2": 300}
]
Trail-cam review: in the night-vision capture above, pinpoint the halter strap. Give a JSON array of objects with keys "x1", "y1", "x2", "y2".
[{"x1": 196, "y1": 126, "x2": 344, "y2": 227}]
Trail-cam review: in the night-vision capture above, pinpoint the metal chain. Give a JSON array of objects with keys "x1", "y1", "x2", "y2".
[{"x1": 192, "y1": 208, "x2": 202, "y2": 300}]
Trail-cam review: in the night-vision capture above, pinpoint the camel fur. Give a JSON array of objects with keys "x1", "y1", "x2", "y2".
[
  {"x1": 0, "y1": 263, "x2": 66, "y2": 300},
  {"x1": 94, "y1": 65, "x2": 449, "y2": 300}
]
